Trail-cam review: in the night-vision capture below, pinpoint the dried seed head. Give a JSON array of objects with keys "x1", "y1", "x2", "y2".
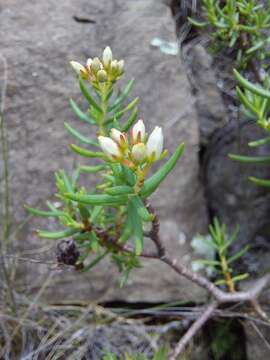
[{"x1": 56, "y1": 239, "x2": 80, "y2": 266}]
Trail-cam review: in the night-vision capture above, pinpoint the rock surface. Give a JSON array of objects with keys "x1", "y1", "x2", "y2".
[
  {"x1": 0, "y1": 0, "x2": 208, "y2": 302},
  {"x1": 204, "y1": 120, "x2": 270, "y2": 274},
  {"x1": 187, "y1": 44, "x2": 228, "y2": 146}
]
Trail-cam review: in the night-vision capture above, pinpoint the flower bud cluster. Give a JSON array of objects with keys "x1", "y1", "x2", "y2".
[
  {"x1": 70, "y1": 46, "x2": 124, "y2": 84},
  {"x1": 98, "y1": 120, "x2": 165, "y2": 167}
]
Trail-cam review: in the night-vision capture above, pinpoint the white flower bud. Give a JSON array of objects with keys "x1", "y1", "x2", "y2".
[
  {"x1": 86, "y1": 58, "x2": 93, "y2": 70},
  {"x1": 110, "y1": 60, "x2": 118, "y2": 75},
  {"x1": 131, "y1": 143, "x2": 147, "y2": 163},
  {"x1": 110, "y1": 128, "x2": 127, "y2": 147},
  {"x1": 97, "y1": 69, "x2": 108, "y2": 82},
  {"x1": 117, "y1": 59, "x2": 125, "y2": 74},
  {"x1": 103, "y1": 46, "x2": 113, "y2": 68},
  {"x1": 98, "y1": 136, "x2": 121, "y2": 159},
  {"x1": 146, "y1": 126, "x2": 164, "y2": 160},
  {"x1": 70, "y1": 61, "x2": 87, "y2": 76},
  {"x1": 91, "y1": 57, "x2": 102, "y2": 73},
  {"x1": 131, "y1": 120, "x2": 146, "y2": 144}
]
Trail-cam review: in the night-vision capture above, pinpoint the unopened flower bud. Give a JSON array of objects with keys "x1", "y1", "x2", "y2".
[
  {"x1": 131, "y1": 143, "x2": 147, "y2": 163},
  {"x1": 91, "y1": 57, "x2": 102, "y2": 73},
  {"x1": 110, "y1": 128, "x2": 127, "y2": 147},
  {"x1": 117, "y1": 59, "x2": 125, "y2": 74},
  {"x1": 103, "y1": 46, "x2": 113, "y2": 68},
  {"x1": 97, "y1": 69, "x2": 108, "y2": 82},
  {"x1": 86, "y1": 58, "x2": 93, "y2": 70},
  {"x1": 146, "y1": 126, "x2": 163, "y2": 160},
  {"x1": 110, "y1": 60, "x2": 118, "y2": 75},
  {"x1": 98, "y1": 136, "x2": 122, "y2": 159},
  {"x1": 70, "y1": 61, "x2": 87, "y2": 76},
  {"x1": 132, "y1": 120, "x2": 146, "y2": 144}
]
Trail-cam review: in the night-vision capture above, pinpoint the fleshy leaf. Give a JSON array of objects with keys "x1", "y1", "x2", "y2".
[
  {"x1": 38, "y1": 228, "x2": 79, "y2": 239},
  {"x1": 70, "y1": 144, "x2": 106, "y2": 159},
  {"x1": 249, "y1": 176, "x2": 270, "y2": 187},
  {"x1": 25, "y1": 206, "x2": 63, "y2": 218},
  {"x1": 64, "y1": 192, "x2": 128, "y2": 206},
  {"x1": 69, "y1": 99, "x2": 96, "y2": 125},
  {"x1": 120, "y1": 108, "x2": 138, "y2": 132},
  {"x1": 234, "y1": 69, "x2": 270, "y2": 99},
  {"x1": 229, "y1": 153, "x2": 270, "y2": 164},
  {"x1": 140, "y1": 143, "x2": 184, "y2": 198},
  {"x1": 105, "y1": 185, "x2": 134, "y2": 196},
  {"x1": 79, "y1": 165, "x2": 107, "y2": 173},
  {"x1": 64, "y1": 122, "x2": 99, "y2": 147},
  {"x1": 130, "y1": 196, "x2": 154, "y2": 222},
  {"x1": 109, "y1": 79, "x2": 135, "y2": 112},
  {"x1": 79, "y1": 78, "x2": 102, "y2": 113},
  {"x1": 128, "y1": 201, "x2": 144, "y2": 255}
]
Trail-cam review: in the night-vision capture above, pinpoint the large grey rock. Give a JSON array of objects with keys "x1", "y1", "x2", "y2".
[
  {"x1": 0, "y1": 0, "x2": 208, "y2": 302},
  {"x1": 187, "y1": 44, "x2": 228, "y2": 145},
  {"x1": 184, "y1": 36, "x2": 270, "y2": 275},
  {"x1": 204, "y1": 120, "x2": 270, "y2": 274}
]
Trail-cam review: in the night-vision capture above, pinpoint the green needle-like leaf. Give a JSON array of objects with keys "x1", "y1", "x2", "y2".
[
  {"x1": 229, "y1": 153, "x2": 270, "y2": 164},
  {"x1": 81, "y1": 250, "x2": 109, "y2": 272},
  {"x1": 128, "y1": 201, "x2": 144, "y2": 255},
  {"x1": 188, "y1": 16, "x2": 208, "y2": 27},
  {"x1": 249, "y1": 176, "x2": 270, "y2": 187},
  {"x1": 70, "y1": 144, "x2": 106, "y2": 159},
  {"x1": 90, "y1": 206, "x2": 103, "y2": 222},
  {"x1": 140, "y1": 143, "x2": 185, "y2": 198},
  {"x1": 64, "y1": 122, "x2": 99, "y2": 147},
  {"x1": 79, "y1": 165, "x2": 107, "y2": 173},
  {"x1": 236, "y1": 87, "x2": 258, "y2": 115},
  {"x1": 248, "y1": 136, "x2": 270, "y2": 147},
  {"x1": 234, "y1": 69, "x2": 270, "y2": 99},
  {"x1": 193, "y1": 259, "x2": 221, "y2": 267},
  {"x1": 120, "y1": 165, "x2": 136, "y2": 186},
  {"x1": 105, "y1": 185, "x2": 134, "y2": 196},
  {"x1": 105, "y1": 98, "x2": 139, "y2": 125},
  {"x1": 25, "y1": 206, "x2": 63, "y2": 218},
  {"x1": 64, "y1": 192, "x2": 128, "y2": 206},
  {"x1": 130, "y1": 196, "x2": 154, "y2": 222},
  {"x1": 231, "y1": 273, "x2": 249, "y2": 283},
  {"x1": 246, "y1": 40, "x2": 264, "y2": 54},
  {"x1": 38, "y1": 227, "x2": 79, "y2": 239},
  {"x1": 120, "y1": 108, "x2": 138, "y2": 132},
  {"x1": 109, "y1": 78, "x2": 135, "y2": 112},
  {"x1": 227, "y1": 245, "x2": 249, "y2": 264},
  {"x1": 69, "y1": 99, "x2": 96, "y2": 125},
  {"x1": 79, "y1": 78, "x2": 103, "y2": 113}
]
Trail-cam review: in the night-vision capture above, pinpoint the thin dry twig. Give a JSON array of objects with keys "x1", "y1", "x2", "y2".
[
  {"x1": 169, "y1": 301, "x2": 218, "y2": 360},
  {"x1": 141, "y1": 204, "x2": 270, "y2": 357}
]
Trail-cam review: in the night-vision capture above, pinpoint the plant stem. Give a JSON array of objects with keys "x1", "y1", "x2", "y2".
[
  {"x1": 98, "y1": 83, "x2": 110, "y2": 135},
  {"x1": 0, "y1": 113, "x2": 10, "y2": 243},
  {"x1": 168, "y1": 301, "x2": 218, "y2": 360},
  {"x1": 220, "y1": 254, "x2": 235, "y2": 292}
]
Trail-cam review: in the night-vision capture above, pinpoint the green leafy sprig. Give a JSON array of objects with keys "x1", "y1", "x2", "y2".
[
  {"x1": 192, "y1": 218, "x2": 249, "y2": 292},
  {"x1": 27, "y1": 47, "x2": 184, "y2": 282}
]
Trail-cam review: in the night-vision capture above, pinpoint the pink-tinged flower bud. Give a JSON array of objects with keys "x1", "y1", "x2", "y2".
[
  {"x1": 97, "y1": 69, "x2": 108, "y2": 82},
  {"x1": 131, "y1": 120, "x2": 146, "y2": 144},
  {"x1": 110, "y1": 128, "x2": 127, "y2": 147},
  {"x1": 103, "y1": 46, "x2": 113, "y2": 68},
  {"x1": 86, "y1": 58, "x2": 93, "y2": 70},
  {"x1": 117, "y1": 60, "x2": 125, "y2": 74},
  {"x1": 131, "y1": 143, "x2": 147, "y2": 163},
  {"x1": 98, "y1": 136, "x2": 121, "y2": 159},
  {"x1": 70, "y1": 61, "x2": 87, "y2": 76},
  {"x1": 146, "y1": 126, "x2": 164, "y2": 160}
]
